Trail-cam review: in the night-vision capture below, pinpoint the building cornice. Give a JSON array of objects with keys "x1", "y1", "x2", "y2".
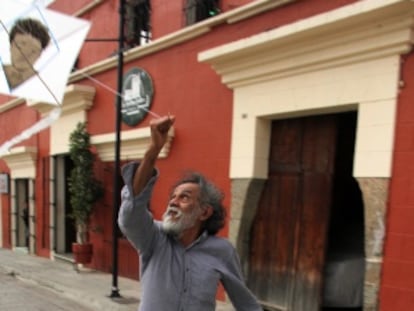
[
  {"x1": 0, "y1": 98, "x2": 25, "y2": 113},
  {"x1": 74, "y1": 0, "x2": 105, "y2": 17},
  {"x1": 68, "y1": 0, "x2": 296, "y2": 83},
  {"x1": 197, "y1": 0, "x2": 414, "y2": 180},
  {"x1": 199, "y1": 0, "x2": 414, "y2": 88},
  {"x1": 1, "y1": 146, "x2": 37, "y2": 179},
  {"x1": 27, "y1": 84, "x2": 96, "y2": 116},
  {"x1": 0, "y1": 0, "x2": 296, "y2": 107},
  {"x1": 91, "y1": 127, "x2": 174, "y2": 162}
]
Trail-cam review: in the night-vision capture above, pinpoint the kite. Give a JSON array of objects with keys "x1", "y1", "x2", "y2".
[{"x1": 0, "y1": 0, "x2": 91, "y2": 155}]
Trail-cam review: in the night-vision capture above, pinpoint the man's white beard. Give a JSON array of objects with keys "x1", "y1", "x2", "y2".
[{"x1": 162, "y1": 205, "x2": 201, "y2": 237}]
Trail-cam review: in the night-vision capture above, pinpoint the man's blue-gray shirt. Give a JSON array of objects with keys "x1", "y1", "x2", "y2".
[{"x1": 118, "y1": 162, "x2": 262, "y2": 311}]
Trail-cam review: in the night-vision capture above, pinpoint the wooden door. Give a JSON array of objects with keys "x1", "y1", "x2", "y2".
[{"x1": 248, "y1": 114, "x2": 337, "y2": 311}]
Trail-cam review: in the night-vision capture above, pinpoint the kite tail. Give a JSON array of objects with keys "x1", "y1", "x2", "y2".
[{"x1": 0, "y1": 106, "x2": 61, "y2": 156}]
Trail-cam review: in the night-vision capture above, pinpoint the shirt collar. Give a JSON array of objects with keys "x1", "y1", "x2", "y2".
[{"x1": 184, "y1": 230, "x2": 209, "y2": 250}]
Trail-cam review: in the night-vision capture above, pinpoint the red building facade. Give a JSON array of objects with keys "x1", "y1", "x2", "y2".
[{"x1": 1, "y1": 0, "x2": 414, "y2": 310}]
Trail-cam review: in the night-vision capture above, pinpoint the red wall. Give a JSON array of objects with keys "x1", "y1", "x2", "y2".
[
  {"x1": 0, "y1": 103, "x2": 40, "y2": 250},
  {"x1": 49, "y1": 0, "x2": 118, "y2": 68},
  {"x1": 10, "y1": 0, "x2": 414, "y2": 308},
  {"x1": 380, "y1": 51, "x2": 414, "y2": 310},
  {"x1": 83, "y1": 0, "x2": 360, "y2": 238},
  {"x1": 0, "y1": 176, "x2": 10, "y2": 249},
  {"x1": 1, "y1": 0, "x2": 367, "y2": 282},
  {"x1": 3, "y1": 1, "x2": 414, "y2": 309},
  {"x1": 151, "y1": 0, "x2": 184, "y2": 38}
]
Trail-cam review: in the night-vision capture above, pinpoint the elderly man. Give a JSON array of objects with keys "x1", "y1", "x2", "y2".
[{"x1": 118, "y1": 115, "x2": 262, "y2": 311}]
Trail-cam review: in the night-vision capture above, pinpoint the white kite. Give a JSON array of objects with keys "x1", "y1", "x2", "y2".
[{"x1": 0, "y1": 0, "x2": 91, "y2": 155}]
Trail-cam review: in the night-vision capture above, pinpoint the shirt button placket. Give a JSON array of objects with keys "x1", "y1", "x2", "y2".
[{"x1": 179, "y1": 251, "x2": 189, "y2": 311}]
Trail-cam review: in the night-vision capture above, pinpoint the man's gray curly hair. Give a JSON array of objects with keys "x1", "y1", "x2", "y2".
[{"x1": 171, "y1": 171, "x2": 226, "y2": 235}]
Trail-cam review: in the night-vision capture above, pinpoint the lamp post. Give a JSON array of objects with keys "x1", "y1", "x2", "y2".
[{"x1": 109, "y1": 0, "x2": 126, "y2": 298}]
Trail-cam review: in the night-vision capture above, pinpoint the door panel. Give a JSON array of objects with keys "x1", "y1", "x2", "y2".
[
  {"x1": 248, "y1": 115, "x2": 337, "y2": 311},
  {"x1": 249, "y1": 174, "x2": 300, "y2": 308},
  {"x1": 292, "y1": 117, "x2": 336, "y2": 310}
]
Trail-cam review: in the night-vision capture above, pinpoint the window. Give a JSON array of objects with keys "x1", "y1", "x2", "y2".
[
  {"x1": 125, "y1": 0, "x2": 151, "y2": 48},
  {"x1": 185, "y1": 0, "x2": 220, "y2": 26}
]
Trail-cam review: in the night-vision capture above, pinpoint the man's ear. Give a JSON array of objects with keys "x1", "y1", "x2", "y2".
[{"x1": 200, "y1": 205, "x2": 213, "y2": 221}]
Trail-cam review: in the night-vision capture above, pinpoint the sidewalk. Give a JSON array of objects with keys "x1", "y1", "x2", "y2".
[{"x1": 0, "y1": 248, "x2": 234, "y2": 311}]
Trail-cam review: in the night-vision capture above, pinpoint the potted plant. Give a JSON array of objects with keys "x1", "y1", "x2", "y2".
[{"x1": 68, "y1": 122, "x2": 103, "y2": 264}]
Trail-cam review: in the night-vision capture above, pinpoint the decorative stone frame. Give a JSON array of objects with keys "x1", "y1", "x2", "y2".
[
  {"x1": 199, "y1": 1, "x2": 414, "y2": 309},
  {"x1": 28, "y1": 84, "x2": 96, "y2": 155},
  {"x1": 91, "y1": 127, "x2": 174, "y2": 162},
  {"x1": 28, "y1": 83, "x2": 174, "y2": 258},
  {"x1": 1, "y1": 147, "x2": 37, "y2": 253},
  {"x1": 27, "y1": 84, "x2": 98, "y2": 257}
]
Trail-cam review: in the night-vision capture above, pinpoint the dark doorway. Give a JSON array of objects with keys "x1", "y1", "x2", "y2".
[
  {"x1": 322, "y1": 112, "x2": 364, "y2": 310},
  {"x1": 247, "y1": 112, "x2": 363, "y2": 311},
  {"x1": 15, "y1": 179, "x2": 29, "y2": 248},
  {"x1": 54, "y1": 155, "x2": 76, "y2": 255},
  {"x1": 64, "y1": 155, "x2": 76, "y2": 252}
]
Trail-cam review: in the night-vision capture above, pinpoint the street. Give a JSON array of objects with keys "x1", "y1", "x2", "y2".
[{"x1": 0, "y1": 271, "x2": 94, "y2": 311}]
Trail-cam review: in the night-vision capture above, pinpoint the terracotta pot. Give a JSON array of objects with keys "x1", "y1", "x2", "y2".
[{"x1": 72, "y1": 242, "x2": 93, "y2": 264}]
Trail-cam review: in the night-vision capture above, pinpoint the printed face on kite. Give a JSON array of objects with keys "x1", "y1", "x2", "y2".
[
  {"x1": 2, "y1": 17, "x2": 51, "y2": 90},
  {"x1": 10, "y1": 32, "x2": 43, "y2": 70}
]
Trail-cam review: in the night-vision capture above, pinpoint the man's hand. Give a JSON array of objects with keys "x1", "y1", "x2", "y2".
[
  {"x1": 132, "y1": 115, "x2": 175, "y2": 196},
  {"x1": 149, "y1": 115, "x2": 175, "y2": 152}
]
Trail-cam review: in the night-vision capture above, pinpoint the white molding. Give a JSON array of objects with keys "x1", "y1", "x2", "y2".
[
  {"x1": 1, "y1": 146, "x2": 37, "y2": 179},
  {"x1": 0, "y1": 98, "x2": 25, "y2": 113},
  {"x1": 68, "y1": 0, "x2": 296, "y2": 83},
  {"x1": 199, "y1": 0, "x2": 414, "y2": 179},
  {"x1": 47, "y1": 84, "x2": 96, "y2": 155},
  {"x1": 91, "y1": 126, "x2": 175, "y2": 162},
  {"x1": 74, "y1": 0, "x2": 105, "y2": 17},
  {"x1": 27, "y1": 84, "x2": 96, "y2": 116},
  {"x1": 226, "y1": 0, "x2": 297, "y2": 24},
  {"x1": 199, "y1": 0, "x2": 414, "y2": 87}
]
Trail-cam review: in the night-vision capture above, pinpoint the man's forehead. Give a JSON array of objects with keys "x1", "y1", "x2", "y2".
[{"x1": 172, "y1": 182, "x2": 200, "y2": 194}]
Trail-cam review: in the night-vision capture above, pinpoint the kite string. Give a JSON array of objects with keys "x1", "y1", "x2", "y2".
[
  {"x1": 77, "y1": 70, "x2": 161, "y2": 119},
  {"x1": 1, "y1": 19, "x2": 159, "y2": 117},
  {"x1": 33, "y1": 70, "x2": 61, "y2": 105}
]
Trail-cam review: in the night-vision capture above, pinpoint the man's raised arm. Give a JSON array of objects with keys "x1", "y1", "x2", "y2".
[
  {"x1": 118, "y1": 115, "x2": 175, "y2": 252},
  {"x1": 132, "y1": 115, "x2": 175, "y2": 196}
]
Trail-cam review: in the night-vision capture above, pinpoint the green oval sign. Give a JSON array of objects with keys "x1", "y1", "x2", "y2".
[{"x1": 121, "y1": 67, "x2": 153, "y2": 126}]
